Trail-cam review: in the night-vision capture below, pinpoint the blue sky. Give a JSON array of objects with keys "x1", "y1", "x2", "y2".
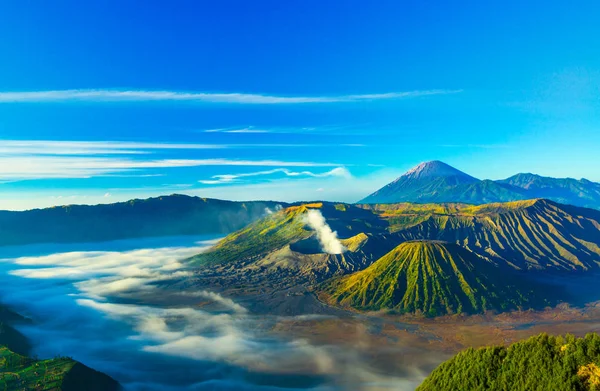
[{"x1": 1, "y1": 1, "x2": 599, "y2": 210}]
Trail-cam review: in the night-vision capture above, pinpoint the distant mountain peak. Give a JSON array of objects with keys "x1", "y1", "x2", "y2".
[{"x1": 400, "y1": 160, "x2": 478, "y2": 181}]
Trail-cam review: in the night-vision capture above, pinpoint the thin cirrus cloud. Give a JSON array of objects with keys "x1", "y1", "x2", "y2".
[
  {"x1": 0, "y1": 140, "x2": 229, "y2": 155},
  {"x1": 0, "y1": 140, "x2": 366, "y2": 156},
  {"x1": 198, "y1": 167, "x2": 352, "y2": 185},
  {"x1": 203, "y1": 127, "x2": 271, "y2": 133},
  {"x1": 0, "y1": 88, "x2": 462, "y2": 104},
  {"x1": 0, "y1": 156, "x2": 342, "y2": 180}
]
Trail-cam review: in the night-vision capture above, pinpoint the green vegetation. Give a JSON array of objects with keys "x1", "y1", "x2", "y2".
[
  {"x1": 188, "y1": 198, "x2": 599, "y2": 316},
  {"x1": 0, "y1": 194, "x2": 285, "y2": 246},
  {"x1": 418, "y1": 333, "x2": 600, "y2": 391},
  {"x1": 364, "y1": 199, "x2": 600, "y2": 271},
  {"x1": 189, "y1": 204, "x2": 314, "y2": 265},
  {"x1": 322, "y1": 241, "x2": 554, "y2": 316},
  {"x1": 189, "y1": 202, "x2": 390, "y2": 266},
  {"x1": 0, "y1": 345, "x2": 119, "y2": 391}
]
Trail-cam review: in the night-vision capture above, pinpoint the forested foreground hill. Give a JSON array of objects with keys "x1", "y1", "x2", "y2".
[
  {"x1": 0, "y1": 194, "x2": 285, "y2": 246},
  {"x1": 418, "y1": 333, "x2": 600, "y2": 391},
  {"x1": 0, "y1": 346, "x2": 120, "y2": 391}
]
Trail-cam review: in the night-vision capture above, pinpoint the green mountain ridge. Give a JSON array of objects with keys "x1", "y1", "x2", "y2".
[
  {"x1": 321, "y1": 241, "x2": 555, "y2": 316},
  {"x1": 188, "y1": 198, "x2": 600, "y2": 316},
  {"x1": 188, "y1": 202, "x2": 396, "y2": 286},
  {"x1": 361, "y1": 199, "x2": 600, "y2": 271},
  {"x1": 418, "y1": 333, "x2": 600, "y2": 391}
]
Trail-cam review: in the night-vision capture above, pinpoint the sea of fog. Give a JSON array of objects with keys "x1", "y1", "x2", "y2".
[{"x1": 0, "y1": 236, "x2": 435, "y2": 391}]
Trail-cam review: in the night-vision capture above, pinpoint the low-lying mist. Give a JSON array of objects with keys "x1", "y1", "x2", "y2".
[{"x1": 0, "y1": 236, "x2": 441, "y2": 390}]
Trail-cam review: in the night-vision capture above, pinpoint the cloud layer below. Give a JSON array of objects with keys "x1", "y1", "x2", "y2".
[{"x1": 0, "y1": 236, "x2": 440, "y2": 390}]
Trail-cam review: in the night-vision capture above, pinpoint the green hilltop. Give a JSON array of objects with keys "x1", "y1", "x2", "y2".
[
  {"x1": 418, "y1": 333, "x2": 600, "y2": 391},
  {"x1": 188, "y1": 202, "x2": 316, "y2": 265},
  {"x1": 189, "y1": 202, "x2": 390, "y2": 265},
  {"x1": 321, "y1": 240, "x2": 555, "y2": 316},
  {"x1": 0, "y1": 345, "x2": 120, "y2": 391}
]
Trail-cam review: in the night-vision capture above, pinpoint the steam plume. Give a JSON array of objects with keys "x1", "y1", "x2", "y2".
[{"x1": 303, "y1": 209, "x2": 346, "y2": 254}]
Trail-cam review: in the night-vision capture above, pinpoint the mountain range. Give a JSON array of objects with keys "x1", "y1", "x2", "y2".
[
  {"x1": 187, "y1": 199, "x2": 600, "y2": 316},
  {"x1": 360, "y1": 160, "x2": 600, "y2": 209},
  {"x1": 0, "y1": 195, "x2": 285, "y2": 247}
]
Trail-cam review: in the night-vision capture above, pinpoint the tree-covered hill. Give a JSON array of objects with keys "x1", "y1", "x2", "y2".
[
  {"x1": 418, "y1": 333, "x2": 600, "y2": 391},
  {"x1": 0, "y1": 345, "x2": 120, "y2": 391}
]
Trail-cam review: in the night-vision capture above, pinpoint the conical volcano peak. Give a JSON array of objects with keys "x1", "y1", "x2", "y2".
[{"x1": 402, "y1": 160, "x2": 477, "y2": 181}]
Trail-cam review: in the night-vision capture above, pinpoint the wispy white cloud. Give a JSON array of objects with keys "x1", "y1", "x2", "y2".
[
  {"x1": 0, "y1": 140, "x2": 228, "y2": 155},
  {"x1": 0, "y1": 139, "x2": 366, "y2": 156},
  {"x1": 203, "y1": 127, "x2": 271, "y2": 133},
  {"x1": 198, "y1": 167, "x2": 351, "y2": 185},
  {"x1": 0, "y1": 88, "x2": 462, "y2": 104},
  {"x1": 0, "y1": 156, "x2": 341, "y2": 180}
]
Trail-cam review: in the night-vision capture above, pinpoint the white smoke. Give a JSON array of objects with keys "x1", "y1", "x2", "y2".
[
  {"x1": 264, "y1": 204, "x2": 284, "y2": 215},
  {"x1": 302, "y1": 209, "x2": 346, "y2": 254}
]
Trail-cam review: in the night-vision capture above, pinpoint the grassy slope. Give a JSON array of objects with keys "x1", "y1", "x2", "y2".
[
  {"x1": 363, "y1": 199, "x2": 600, "y2": 271},
  {"x1": 189, "y1": 202, "x2": 390, "y2": 266},
  {"x1": 322, "y1": 241, "x2": 554, "y2": 316},
  {"x1": 418, "y1": 333, "x2": 600, "y2": 391},
  {"x1": 189, "y1": 198, "x2": 600, "y2": 276},
  {"x1": 0, "y1": 346, "x2": 120, "y2": 391},
  {"x1": 188, "y1": 203, "x2": 315, "y2": 265}
]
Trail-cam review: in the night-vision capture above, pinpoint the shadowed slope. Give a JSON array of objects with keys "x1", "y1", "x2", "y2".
[
  {"x1": 499, "y1": 173, "x2": 600, "y2": 209},
  {"x1": 360, "y1": 161, "x2": 527, "y2": 204},
  {"x1": 0, "y1": 194, "x2": 285, "y2": 247},
  {"x1": 322, "y1": 241, "x2": 557, "y2": 316}
]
